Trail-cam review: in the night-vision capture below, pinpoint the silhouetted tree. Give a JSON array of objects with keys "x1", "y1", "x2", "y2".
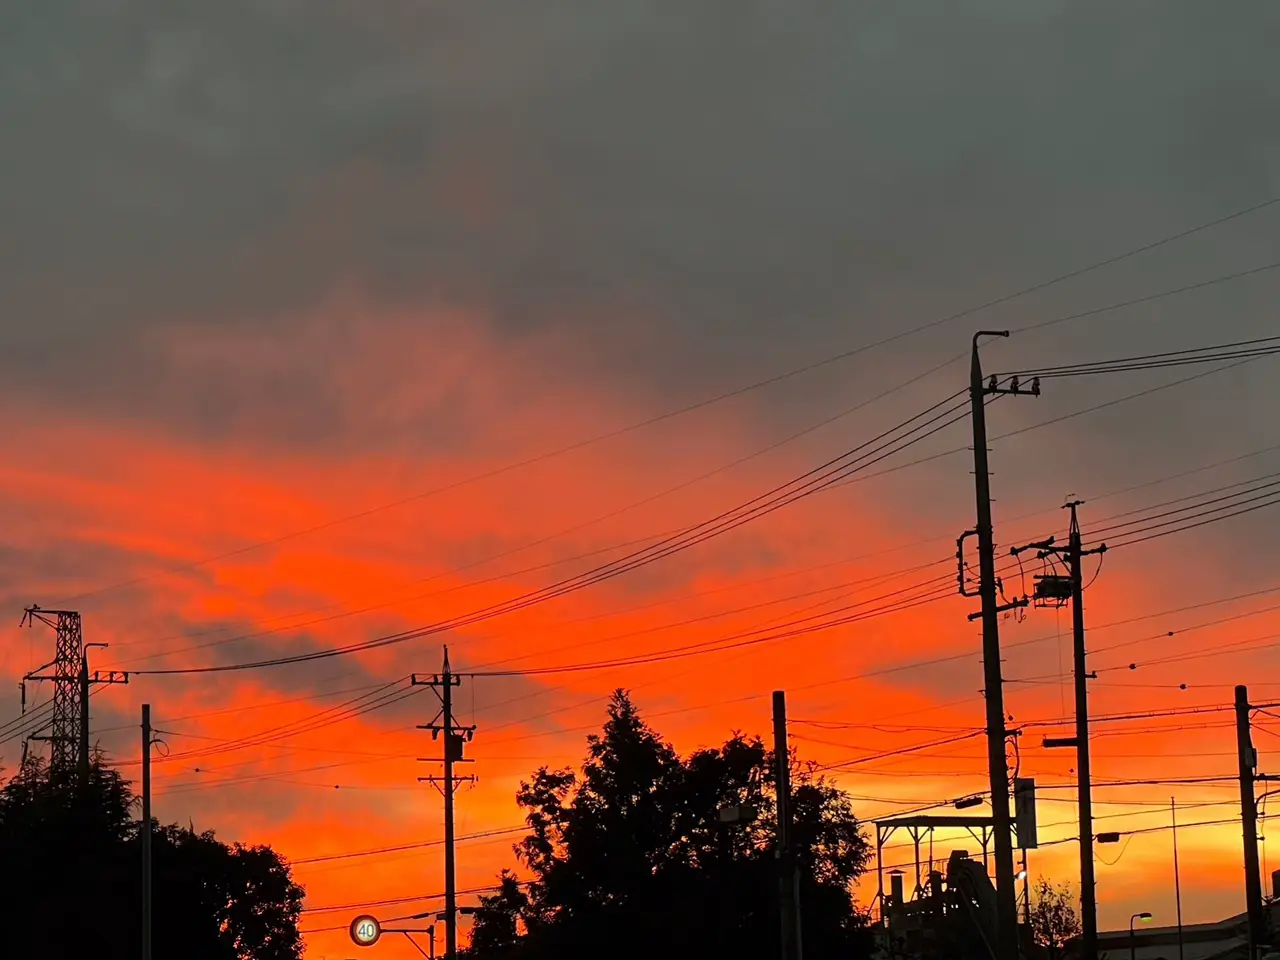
[
  {"x1": 0, "y1": 755, "x2": 304, "y2": 959},
  {"x1": 466, "y1": 690, "x2": 872, "y2": 960},
  {"x1": 1029, "y1": 877, "x2": 1081, "y2": 960}
]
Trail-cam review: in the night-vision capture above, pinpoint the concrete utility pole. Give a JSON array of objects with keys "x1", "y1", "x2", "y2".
[
  {"x1": 142, "y1": 703, "x2": 153, "y2": 960},
  {"x1": 959, "y1": 330, "x2": 1038, "y2": 960},
  {"x1": 1064, "y1": 502, "x2": 1104, "y2": 960},
  {"x1": 1172, "y1": 797, "x2": 1185, "y2": 960},
  {"x1": 773, "y1": 690, "x2": 802, "y2": 960},
  {"x1": 77, "y1": 641, "x2": 124, "y2": 780},
  {"x1": 1018, "y1": 503, "x2": 1106, "y2": 960},
  {"x1": 414, "y1": 648, "x2": 477, "y2": 960},
  {"x1": 1237, "y1": 685, "x2": 1265, "y2": 957}
]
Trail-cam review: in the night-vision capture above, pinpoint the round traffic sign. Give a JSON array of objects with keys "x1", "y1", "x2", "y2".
[{"x1": 350, "y1": 914, "x2": 381, "y2": 947}]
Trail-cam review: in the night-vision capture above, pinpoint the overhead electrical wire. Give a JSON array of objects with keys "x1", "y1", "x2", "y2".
[
  {"x1": 472, "y1": 471, "x2": 1280, "y2": 690},
  {"x1": 831, "y1": 344, "x2": 1279, "y2": 498},
  {"x1": 78, "y1": 566, "x2": 1280, "y2": 785},
  {"x1": 106, "y1": 269, "x2": 1280, "y2": 668},
  {"x1": 1002, "y1": 334, "x2": 1280, "y2": 380},
  {"x1": 128, "y1": 390, "x2": 978, "y2": 675},
  {"x1": 111, "y1": 351, "x2": 968, "y2": 660},
  {"x1": 116, "y1": 574, "x2": 1280, "y2": 773},
  {"x1": 45, "y1": 379, "x2": 1275, "y2": 776},
  {"x1": 58, "y1": 195, "x2": 1280, "y2": 610},
  {"x1": 99, "y1": 274, "x2": 1280, "y2": 679},
  {"x1": 1009, "y1": 258, "x2": 1280, "y2": 337},
  {"x1": 419, "y1": 475, "x2": 1280, "y2": 681},
  {"x1": 104, "y1": 332, "x2": 1280, "y2": 697},
  {"x1": 130, "y1": 444, "x2": 1280, "y2": 686}
]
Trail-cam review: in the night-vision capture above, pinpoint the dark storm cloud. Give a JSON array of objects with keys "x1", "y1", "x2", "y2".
[{"x1": 2, "y1": 1, "x2": 1278, "y2": 449}]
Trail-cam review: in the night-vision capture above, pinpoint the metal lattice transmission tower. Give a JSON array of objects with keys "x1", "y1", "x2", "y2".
[{"x1": 21, "y1": 607, "x2": 84, "y2": 772}]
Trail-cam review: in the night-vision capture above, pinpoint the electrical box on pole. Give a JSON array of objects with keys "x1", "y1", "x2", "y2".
[{"x1": 1015, "y1": 778, "x2": 1038, "y2": 850}]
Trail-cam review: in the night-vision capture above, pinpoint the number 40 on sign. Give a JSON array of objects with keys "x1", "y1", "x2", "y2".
[{"x1": 350, "y1": 914, "x2": 381, "y2": 947}]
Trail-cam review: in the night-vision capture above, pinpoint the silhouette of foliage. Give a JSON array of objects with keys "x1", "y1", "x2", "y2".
[
  {"x1": 1028, "y1": 877, "x2": 1081, "y2": 960},
  {"x1": 466, "y1": 690, "x2": 872, "y2": 959},
  {"x1": 0, "y1": 755, "x2": 304, "y2": 959}
]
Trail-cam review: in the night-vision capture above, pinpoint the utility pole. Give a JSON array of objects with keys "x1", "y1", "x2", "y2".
[
  {"x1": 1172, "y1": 797, "x2": 1184, "y2": 960},
  {"x1": 1014, "y1": 503, "x2": 1106, "y2": 960},
  {"x1": 78, "y1": 642, "x2": 126, "y2": 780},
  {"x1": 1237, "y1": 685, "x2": 1265, "y2": 957},
  {"x1": 414, "y1": 648, "x2": 476, "y2": 960},
  {"x1": 142, "y1": 703, "x2": 153, "y2": 960},
  {"x1": 774, "y1": 690, "x2": 802, "y2": 960},
  {"x1": 958, "y1": 330, "x2": 1038, "y2": 960}
]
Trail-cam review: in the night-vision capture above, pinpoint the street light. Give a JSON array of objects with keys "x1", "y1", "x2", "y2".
[
  {"x1": 1130, "y1": 912, "x2": 1153, "y2": 960},
  {"x1": 954, "y1": 795, "x2": 984, "y2": 810}
]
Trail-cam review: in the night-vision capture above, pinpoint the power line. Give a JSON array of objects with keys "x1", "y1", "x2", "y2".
[
  {"x1": 130, "y1": 391, "x2": 977, "y2": 675},
  {"x1": 65, "y1": 469, "x2": 1280, "y2": 778},
  {"x1": 290, "y1": 825, "x2": 526, "y2": 866},
  {"x1": 118, "y1": 337, "x2": 1280, "y2": 684},
  {"x1": 1009, "y1": 259, "x2": 1280, "y2": 337},
  {"x1": 111, "y1": 353, "x2": 966, "y2": 662},
  {"x1": 60, "y1": 195, "x2": 1280, "y2": 609},
  {"x1": 1004, "y1": 334, "x2": 1280, "y2": 379}
]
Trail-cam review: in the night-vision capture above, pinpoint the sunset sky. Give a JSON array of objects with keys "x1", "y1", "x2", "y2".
[{"x1": 3, "y1": 3, "x2": 1280, "y2": 957}]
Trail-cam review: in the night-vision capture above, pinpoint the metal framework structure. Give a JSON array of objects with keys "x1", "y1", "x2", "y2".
[
  {"x1": 875, "y1": 814, "x2": 997, "y2": 909},
  {"x1": 21, "y1": 607, "x2": 83, "y2": 772},
  {"x1": 20, "y1": 606, "x2": 127, "y2": 776}
]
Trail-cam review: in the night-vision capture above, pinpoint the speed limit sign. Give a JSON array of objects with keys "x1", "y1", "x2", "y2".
[{"x1": 349, "y1": 914, "x2": 381, "y2": 947}]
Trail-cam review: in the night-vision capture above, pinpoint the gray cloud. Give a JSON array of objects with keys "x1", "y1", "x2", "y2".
[
  {"x1": 1, "y1": 1, "x2": 1277, "y2": 452},
  {"x1": 2, "y1": 1, "x2": 1279, "y2": 753}
]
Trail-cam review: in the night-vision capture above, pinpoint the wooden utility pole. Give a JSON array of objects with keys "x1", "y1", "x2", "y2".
[
  {"x1": 1237, "y1": 685, "x2": 1265, "y2": 957},
  {"x1": 961, "y1": 330, "x2": 1038, "y2": 960},
  {"x1": 414, "y1": 648, "x2": 476, "y2": 960},
  {"x1": 773, "y1": 690, "x2": 801, "y2": 960}
]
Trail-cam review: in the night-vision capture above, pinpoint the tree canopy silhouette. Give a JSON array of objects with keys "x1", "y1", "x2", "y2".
[
  {"x1": 0, "y1": 755, "x2": 304, "y2": 959},
  {"x1": 1028, "y1": 877, "x2": 1081, "y2": 960},
  {"x1": 466, "y1": 690, "x2": 872, "y2": 960}
]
